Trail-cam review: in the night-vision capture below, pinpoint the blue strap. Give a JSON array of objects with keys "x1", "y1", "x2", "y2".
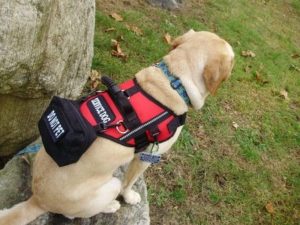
[
  {"x1": 16, "y1": 144, "x2": 42, "y2": 156},
  {"x1": 155, "y1": 61, "x2": 191, "y2": 105}
]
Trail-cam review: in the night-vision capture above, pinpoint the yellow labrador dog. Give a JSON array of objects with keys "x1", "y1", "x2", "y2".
[{"x1": 0, "y1": 30, "x2": 234, "y2": 225}]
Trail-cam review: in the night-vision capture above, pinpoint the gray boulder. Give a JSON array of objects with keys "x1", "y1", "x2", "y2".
[
  {"x1": 0, "y1": 151, "x2": 150, "y2": 225},
  {"x1": 147, "y1": 0, "x2": 182, "y2": 9},
  {"x1": 0, "y1": 0, "x2": 95, "y2": 156}
]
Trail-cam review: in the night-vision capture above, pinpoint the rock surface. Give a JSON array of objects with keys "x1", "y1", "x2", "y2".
[
  {"x1": 0, "y1": 150, "x2": 150, "y2": 225},
  {"x1": 0, "y1": 0, "x2": 95, "y2": 156},
  {"x1": 147, "y1": 0, "x2": 182, "y2": 9}
]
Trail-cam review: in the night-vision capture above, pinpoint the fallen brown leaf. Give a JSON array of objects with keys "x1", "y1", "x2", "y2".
[
  {"x1": 164, "y1": 33, "x2": 172, "y2": 45},
  {"x1": 255, "y1": 71, "x2": 269, "y2": 84},
  {"x1": 280, "y1": 89, "x2": 289, "y2": 100},
  {"x1": 289, "y1": 64, "x2": 300, "y2": 72},
  {"x1": 91, "y1": 80, "x2": 100, "y2": 89},
  {"x1": 90, "y1": 70, "x2": 101, "y2": 81},
  {"x1": 111, "y1": 39, "x2": 118, "y2": 47},
  {"x1": 110, "y1": 12, "x2": 123, "y2": 22},
  {"x1": 105, "y1": 27, "x2": 116, "y2": 32},
  {"x1": 291, "y1": 53, "x2": 300, "y2": 59},
  {"x1": 126, "y1": 24, "x2": 143, "y2": 36},
  {"x1": 89, "y1": 70, "x2": 101, "y2": 89},
  {"x1": 111, "y1": 39, "x2": 127, "y2": 59},
  {"x1": 232, "y1": 121, "x2": 239, "y2": 129},
  {"x1": 265, "y1": 202, "x2": 275, "y2": 214},
  {"x1": 111, "y1": 50, "x2": 126, "y2": 58},
  {"x1": 241, "y1": 50, "x2": 256, "y2": 58}
]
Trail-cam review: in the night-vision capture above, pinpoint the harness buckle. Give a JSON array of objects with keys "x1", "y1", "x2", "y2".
[
  {"x1": 170, "y1": 79, "x2": 181, "y2": 89},
  {"x1": 96, "y1": 123, "x2": 109, "y2": 133},
  {"x1": 96, "y1": 121, "x2": 129, "y2": 134}
]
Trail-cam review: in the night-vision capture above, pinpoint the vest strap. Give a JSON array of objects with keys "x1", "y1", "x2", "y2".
[
  {"x1": 102, "y1": 76, "x2": 150, "y2": 153},
  {"x1": 101, "y1": 76, "x2": 141, "y2": 130},
  {"x1": 124, "y1": 85, "x2": 140, "y2": 97},
  {"x1": 167, "y1": 114, "x2": 186, "y2": 133}
]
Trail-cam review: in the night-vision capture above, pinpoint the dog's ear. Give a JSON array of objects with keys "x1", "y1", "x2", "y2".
[
  {"x1": 203, "y1": 55, "x2": 233, "y2": 95},
  {"x1": 172, "y1": 29, "x2": 195, "y2": 49}
]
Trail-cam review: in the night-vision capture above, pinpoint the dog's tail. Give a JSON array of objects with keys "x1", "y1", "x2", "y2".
[{"x1": 0, "y1": 196, "x2": 46, "y2": 225}]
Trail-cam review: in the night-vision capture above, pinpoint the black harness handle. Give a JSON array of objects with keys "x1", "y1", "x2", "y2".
[
  {"x1": 101, "y1": 76, "x2": 149, "y2": 152},
  {"x1": 101, "y1": 76, "x2": 140, "y2": 129}
]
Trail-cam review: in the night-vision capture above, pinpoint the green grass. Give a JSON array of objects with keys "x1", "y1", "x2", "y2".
[{"x1": 93, "y1": 1, "x2": 300, "y2": 224}]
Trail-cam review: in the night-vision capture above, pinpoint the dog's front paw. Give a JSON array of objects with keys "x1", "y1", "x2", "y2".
[
  {"x1": 122, "y1": 190, "x2": 141, "y2": 205},
  {"x1": 102, "y1": 200, "x2": 121, "y2": 213}
]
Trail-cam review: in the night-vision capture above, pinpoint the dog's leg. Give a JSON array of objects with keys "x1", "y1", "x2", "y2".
[
  {"x1": 87, "y1": 177, "x2": 121, "y2": 216},
  {"x1": 101, "y1": 200, "x2": 121, "y2": 213},
  {"x1": 121, "y1": 155, "x2": 151, "y2": 205},
  {"x1": 0, "y1": 197, "x2": 45, "y2": 225},
  {"x1": 121, "y1": 127, "x2": 183, "y2": 205},
  {"x1": 71, "y1": 177, "x2": 121, "y2": 218},
  {"x1": 92, "y1": 177, "x2": 122, "y2": 214}
]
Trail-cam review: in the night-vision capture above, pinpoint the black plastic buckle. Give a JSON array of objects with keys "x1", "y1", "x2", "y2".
[
  {"x1": 170, "y1": 79, "x2": 182, "y2": 90},
  {"x1": 95, "y1": 123, "x2": 108, "y2": 133},
  {"x1": 122, "y1": 90, "x2": 130, "y2": 99}
]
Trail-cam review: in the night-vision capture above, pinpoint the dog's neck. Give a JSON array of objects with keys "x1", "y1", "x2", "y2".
[
  {"x1": 163, "y1": 54, "x2": 209, "y2": 110},
  {"x1": 135, "y1": 66, "x2": 189, "y2": 115},
  {"x1": 179, "y1": 75, "x2": 209, "y2": 110},
  {"x1": 154, "y1": 61, "x2": 191, "y2": 106},
  {"x1": 135, "y1": 58, "x2": 210, "y2": 114}
]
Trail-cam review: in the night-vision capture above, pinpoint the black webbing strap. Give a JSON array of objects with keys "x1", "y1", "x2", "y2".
[
  {"x1": 167, "y1": 113, "x2": 186, "y2": 133},
  {"x1": 179, "y1": 113, "x2": 187, "y2": 125},
  {"x1": 124, "y1": 85, "x2": 152, "y2": 152},
  {"x1": 123, "y1": 85, "x2": 140, "y2": 97},
  {"x1": 101, "y1": 76, "x2": 149, "y2": 152},
  {"x1": 101, "y1": 76, "x2": 139, "y2": 129},
  {"x1": 116, "y1": 91, "x2": 139, "y2": 129},
  {"x1": 134, "y1": 134, "x2": 150, "y2": 152}
]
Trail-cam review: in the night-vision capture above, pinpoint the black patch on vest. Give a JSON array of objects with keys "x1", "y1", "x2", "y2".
[
  {"x1": 38, "y1": 96, "x2": 97, "y2": 167},
  {"x1": 43, "y1": 108, "x2": 67, "y2": 143},
  {"x1": 87, "y1": 96, "x2": 115, "y2": 125}
]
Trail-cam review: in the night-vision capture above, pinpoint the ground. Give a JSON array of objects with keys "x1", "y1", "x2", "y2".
[{"x1": 92, "y1": 0, "x2": 300, "y2": 224}]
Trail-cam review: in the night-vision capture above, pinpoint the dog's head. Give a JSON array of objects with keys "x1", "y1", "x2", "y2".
[{"x1": 164, "y1": 29, "x2": 234, "y2": 110}]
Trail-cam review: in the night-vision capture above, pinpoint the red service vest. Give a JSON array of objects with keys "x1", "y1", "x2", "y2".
[{"x1": 79, "y1": 79, "x2": 186, "y2": 151}]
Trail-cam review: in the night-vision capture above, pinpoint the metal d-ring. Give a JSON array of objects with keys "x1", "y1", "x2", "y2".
[{"x1": 116, "y1": 120, "x2": 129, "y2": 134}]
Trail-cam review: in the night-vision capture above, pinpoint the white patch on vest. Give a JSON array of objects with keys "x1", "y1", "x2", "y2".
[
  {"x1": 91, "y1": 98, "x2": 111, "y2": 124},
  {"x1": 47, "y1": 110, "x2": 65, "y2": 139}
]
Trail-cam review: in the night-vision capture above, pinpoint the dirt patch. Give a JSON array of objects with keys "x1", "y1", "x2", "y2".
[
  {"x1": 96, "y1": 0, "x2": 205, "y2": 17},
  {"x1": 96, "y1": 0, "x2": 153, "y2": 13}
]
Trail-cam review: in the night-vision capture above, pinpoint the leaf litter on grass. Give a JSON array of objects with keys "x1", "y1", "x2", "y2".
[{"x1": 94, "y1": 1, "x2": 300, "y2": 224}]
